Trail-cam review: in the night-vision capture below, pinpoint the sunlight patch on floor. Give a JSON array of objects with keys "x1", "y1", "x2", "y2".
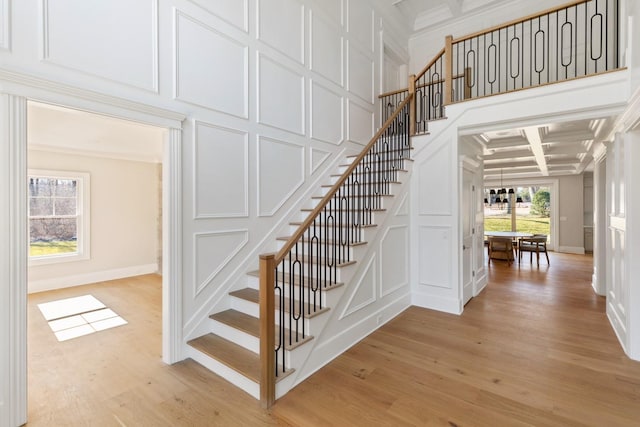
[{"x1": 37, "y1": 295, "x2": 127, "y2": 341}]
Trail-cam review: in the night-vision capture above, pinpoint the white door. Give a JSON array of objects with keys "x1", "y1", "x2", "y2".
[{"x1": 462, "y1": 168, "x2": 474, "y2": 305}]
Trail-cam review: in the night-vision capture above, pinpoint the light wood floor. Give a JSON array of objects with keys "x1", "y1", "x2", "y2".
[{"x1": 28, "y1": 253, "x2": 640, "y2": 426}]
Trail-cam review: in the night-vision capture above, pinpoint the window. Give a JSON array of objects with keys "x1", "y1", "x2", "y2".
[{"x1": 28, "y1": 170, "x2": 90, "y2": 265}]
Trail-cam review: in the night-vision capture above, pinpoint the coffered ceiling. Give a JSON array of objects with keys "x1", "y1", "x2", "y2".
[
  {"x1": 390, "y1": 0, "x2": 507, "y2": 32},
  {"x1": 461, "y1": 117, "x2": 616, "y2": 181}
]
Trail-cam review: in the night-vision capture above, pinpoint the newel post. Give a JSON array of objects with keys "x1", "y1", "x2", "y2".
[
  {"x1": 444, "y1": 35, "x2": 453, "y2": 105},
  {"x1": 408, "y1": 74, "x2": 416, "y2": 135},
  {"x1": 259, "y1": 253, "x2": 276, "y2": 408}
]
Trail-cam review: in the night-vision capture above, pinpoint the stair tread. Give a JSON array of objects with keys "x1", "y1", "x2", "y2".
[
  {"x1": 247, "y1": 270, "x2": 345, "y2": 289},
  {"x1": 311, "y1": 194, "x2": 393, "y2": 199},
  {"x1": 322, "y1": 181, "x2": 401, "y2": 187},
  {"x1": 289, "y1": 221, "x2": 377, "y2": 231},
  {"x1": 187, "y1": 333, "x2": 293, "y2": 383},
  {"x1": 330, "y1": 169, "x2": 408, "y2": 177},
  {"x1": 210, "y1": 309, "x2": 314, "y2": 351},
  {"x1": 229, "y1": 288, "x2": 330, "y2": 319},
  {"x1": 339, "y1": 158, "x2": 414, "y2": 166},
  {"x1": 301, "y1": 207, "x2": 386, "y2": 212}
]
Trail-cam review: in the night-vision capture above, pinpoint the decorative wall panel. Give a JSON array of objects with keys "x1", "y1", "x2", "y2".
[
  {"x1": 175, "y1": 11, "x2": 248, "y2": 118},
  {"x1": 347, "y1": 100, "x2": 374, "y2": 145},
  {"x1": 258, "y1": 54, "x2": 305, "y2": 135},
  {"x1": 311, "y1": 80, "x2": 344, "y2": 145},
  {"x1": 395, "y1": 193, "x2": 409, "y2": 216},
  {"x1": 257, "y1": 0, "x2": 304, "y2": 63},
  {"x1": 41, "y1": 0, "x2": 158, "y2": 91},
  {"x1": 310, "y1": 148, "x2": 330, "y2": 173},
  {"x1": 258, "y1": 136, "x2": 305, "y2": 216},
  {"x1": 419, "y1": 226, "x2": 452, "y2": 288},
  {"x1": 347, "y1": 0, "x2": 374, "y2": 51},
  {"x1": 0, "y1": 0, "x2": 9, "y2": 50},
  {"x1": 186, "y1": 0, "x2": 248, "y2": 32},
  {"x1": 310, "y1": 11, "x2": 343, "y2": 86},
  {"x1": 341, "y1": 255, "x2": 376, "y2": 318},
  {"x1": 322, "y1": 0, "x2": 343, "y2": 25},
  {"x1": 348, "y1": 43, "x2": 374, "y2": 103},
  {"x1": 194, "y1": 229, "x2": 248, "y2": 295},
  {"x1": 380, "y1": 226, "x2": 408, "y2": 297},
  {"x1": 193, "y1": 121, "x2": 248, "y2": 218},
  {"x1": 419, "y1": 143, "x2": 452, "y2": 215}
]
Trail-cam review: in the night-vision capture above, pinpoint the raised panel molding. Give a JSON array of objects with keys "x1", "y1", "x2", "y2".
[
  {"x1": 418, "y1": 226, "x2": 452, "y2": 289},
  {"x1": 310, "y1": 80, "x2": 344, "y2": 145},
  {"x1": 257, "y1": 0, "x2": 304, "y2": 64},
  {"x1": 185, "y1": 0, "x2": 248, "y2": 32},
  {"x1": 347, "y1": 0, "x2": 374, "y2": 52},
  {"x1": 310, "y1": 148, "x2": 331, "y2": 174},
  {"x1": 395, "y1": 192, "x2": 409, "y2": 216},
  {"x1": 321, "y1": 0, "x2": 343, "y2": 26},
  {"x1": 347, "y1": 43, "x2": 374, "y2": 104},
  {"x1": 41, "y1": 0, "x2": 159, "y2": 92},
  {"x1": 341, "y1": 254, "x2": 377, "y2": 318},
  {"x1": 193, "y1": 121, "x2": 248, "y2": 218},
  {"x1": 418, "y1": 143, "x2": 453, "y2": 216},
  {"x1": 310, "y1": 10, "x2": 343, "y2": 86},
  {"x1": 257, "y1": 136, "x2": 305, "y2": 216},
  {"x1": 175, "y1": 10, "x2": 248, "y2": 118},
  {"x1": 347, "y1": 100, "x2": 373, "y2": 145},
  {"x1": 257, "y1": 53, "x2": 305, "y2": 135},
  {"x1": 0, "y1": 0, "x2": 9, "y2": 50},
  {"x1": 194, "y1": 230, "x2": 249, "y2": 296},
  {"x1": 380, "y1": 226, "x2": 409, "y2": 297}
]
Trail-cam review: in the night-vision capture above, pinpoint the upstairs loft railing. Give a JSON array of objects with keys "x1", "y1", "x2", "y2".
[
  {"x1": 379, "y1": 0, "x2": 621, "y2": 135},
  {"x1": 259, "y1": 95, "x2": 413, "y2": 408}
]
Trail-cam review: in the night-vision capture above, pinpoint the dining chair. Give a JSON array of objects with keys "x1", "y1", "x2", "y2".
[
  {"x1": 488, "y1": 236, "x2": 515, "y2": 266},
  {"x1": 518, "y1": 234, "x2": 549, "y2": 266}
]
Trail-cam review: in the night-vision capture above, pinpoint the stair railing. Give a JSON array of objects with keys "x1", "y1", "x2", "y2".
[
  {"x1": 259, "y1": 94, "x2": 413, "y2": 408},
  {"x1": 378, "y1": 0, "x2": 621, "y2": 137}
]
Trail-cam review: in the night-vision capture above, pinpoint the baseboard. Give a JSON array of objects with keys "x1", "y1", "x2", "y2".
[
  {"x1": 557, "y1": 246, "x2": 586, "y2": 254},
  {"x1": 411, "y1": 292, "x2": 462, "y2": 315},
  {"x1": 28, "y1": 263, "x2": 159, "y2": 294}
]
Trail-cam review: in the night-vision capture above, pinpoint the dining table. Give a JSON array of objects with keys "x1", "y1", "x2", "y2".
[{"x1": 484, "y1": 231, "x2": 534, "y2": 260}]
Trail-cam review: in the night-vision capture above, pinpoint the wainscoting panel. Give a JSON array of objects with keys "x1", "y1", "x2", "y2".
[
  {"x1": 310, "y1": 147, "x2": 331, "y2": 174},
  {"x1": 185, "y1": 0, "x2": 248, "y2": 32},
  {"x1": 193, "y1": 121, "x2": 248, "y2": 218},
  {"x1": 380, "y1": 226, "x2": 409, "y2": 297},
  {"x1": 347, "y1": 0, "x2": 373, "y2": 52},
  {"x1": 347, "y1": 100, "x2": 374, "y2": 145},
  {"x1": 418, "y1": 142, "x2": 453, "y2": 216},
  {"x1": 257, "y1": 53, "x2": 305, "y2": 135},
  {"x1": 418, "y1": 226, "x2": 452, "y2": 289},
  {"x1": 341, "y1": 254, "x2": 377, "y2": 318},
  {"x1": 257, "y1": 0, "x2": 304, "y2": 64},
  {"x1": 310, "y1": 80, "x2": 344, "y2": 145},
  {"x1": 194, "y1": 230, "x2": 249, "y2": 296},
  {"x1": 0, "y1": 0, "x2": 9, "y2": 50},
  {"x1": 257, "y1": 136, "x2": 305, "y2": 216},
  {"x1": 174, "y1": 11, "x2": 248, "y2": 117},
  {"x1": 41, "y1": 0, "x2": 158, "y2": 91},
  {"x1": 310, "y1": 10, "x2": 343, "y2": 86},
  {"x1": 347, "y1": 43, "x2": 374, "y2": 104}
]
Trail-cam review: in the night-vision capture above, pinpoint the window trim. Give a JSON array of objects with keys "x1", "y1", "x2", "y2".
[{"x1": 28, "y1": 169, "x2": 91, "y2": 266}]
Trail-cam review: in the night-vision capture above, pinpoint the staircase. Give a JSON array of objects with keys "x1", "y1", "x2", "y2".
[
  {"x1": 184, "y1": 0, "x2": 621, "y2": 408},
  {"x1": 186, "y1": 137, "x2": 413, "y2": 400}
]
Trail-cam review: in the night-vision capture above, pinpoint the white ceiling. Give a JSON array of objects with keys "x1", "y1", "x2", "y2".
[
  {"x1": 391, "y1": 0, "x2": 506, "y2": 32},
  {"x1": 27, "y1": 101, "x2": 164, "y2": 163}
]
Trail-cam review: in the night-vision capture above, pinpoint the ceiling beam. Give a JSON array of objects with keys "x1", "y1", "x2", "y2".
[{"x1": 523, "y1": 127, "x2": 549, "y2": 176}]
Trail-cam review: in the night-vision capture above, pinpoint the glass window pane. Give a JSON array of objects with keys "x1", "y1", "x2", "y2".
[
  {"x1": 29, "y1": 178, "x2": 54, "y2": 197},
  {"x1": 54, "y1": 179, "x2": 77, "y2": 197},
  {"x1": 55, "y1": 198, "x2": 77, "y2": 215},
  {"x1": 29, "y1": 217, "x2": 77, "y2": 243},
  {"x1": 29, "y1": 198, "x2": 53, "y2": 216}
]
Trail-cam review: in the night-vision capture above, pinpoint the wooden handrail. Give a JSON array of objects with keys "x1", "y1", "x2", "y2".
[
  {"x1": 415, "y1": 48, "x2": 445, "y2": 82},
  {"x1": 444, "y1": 36, "x2": 453, "y2": 105},
  {"x1": 378, "y1": 87, "x2": 409, "y2": 99},
  {"x1": 273, "y1": 94, "x2": 414, "y2": 264},
  {"x1": 451, "y1": 0, "x2": 590, "y2": 44}
]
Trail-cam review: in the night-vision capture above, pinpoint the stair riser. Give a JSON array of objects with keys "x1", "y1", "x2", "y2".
[
  {"x1": 186, "y1": 346, "x2": 259, "y2": 399},
  {"x1": 327, "y1": 170, "x2": 408, "y2": 185},
  {"x1": 274, "y1": 261, "x2": 356, "y2": 282},
  {"x1": 245, "y1": 276, "x2": 345, "y2": 308},
  {"x1": 285, "y1": 224, "x2": 379, "y2": 242},
  {"x1": 275, "y1": 239, "x2": 369, "y2": 260},
  {"x1": 229, "y1": 296, "x2": 314, "y2": 332},
  {"x1": 209, "y1": 317, "x2": 260, "y2": 354},
  {"x1": 317, "y1": 181, "x2": 403, "y2": 197}
]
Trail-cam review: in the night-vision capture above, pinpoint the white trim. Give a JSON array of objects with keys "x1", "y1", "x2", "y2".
[
  {"x1": 557, "y1": 246, "x2": 586, "y2": 255},
  {"x1": 28, "y1": 144, "x2": 163, "y2": 164},
  {"x1": 28, "y1": 264, "x2": 158, "y2": 294}
]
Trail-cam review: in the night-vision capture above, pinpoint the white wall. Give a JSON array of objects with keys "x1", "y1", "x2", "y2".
[
  {"x1": 557, "y1": 174, "x2": 585, "y2": 254},
  {"x1": 27, "y1": 150, "x2": 160, "y2": 293}
]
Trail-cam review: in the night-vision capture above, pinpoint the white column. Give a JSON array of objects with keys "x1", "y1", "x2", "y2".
[
  {"x1": 625, "y1": 129, "x2": 640, "y2": 360},
  {"x1": 592, "y1": 147, "x2": 607, "y2": 296},
  {"x1": 0, "y1": 94, "x2": 28, "y2": 426},
  {"x1": 162, "y1": 127, "x2": 183, "y2": 364}
]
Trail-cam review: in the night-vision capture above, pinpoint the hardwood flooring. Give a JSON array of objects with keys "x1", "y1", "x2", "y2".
[{"x1": 27, "y1": 253, "x2": 640, "y2": 426}]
